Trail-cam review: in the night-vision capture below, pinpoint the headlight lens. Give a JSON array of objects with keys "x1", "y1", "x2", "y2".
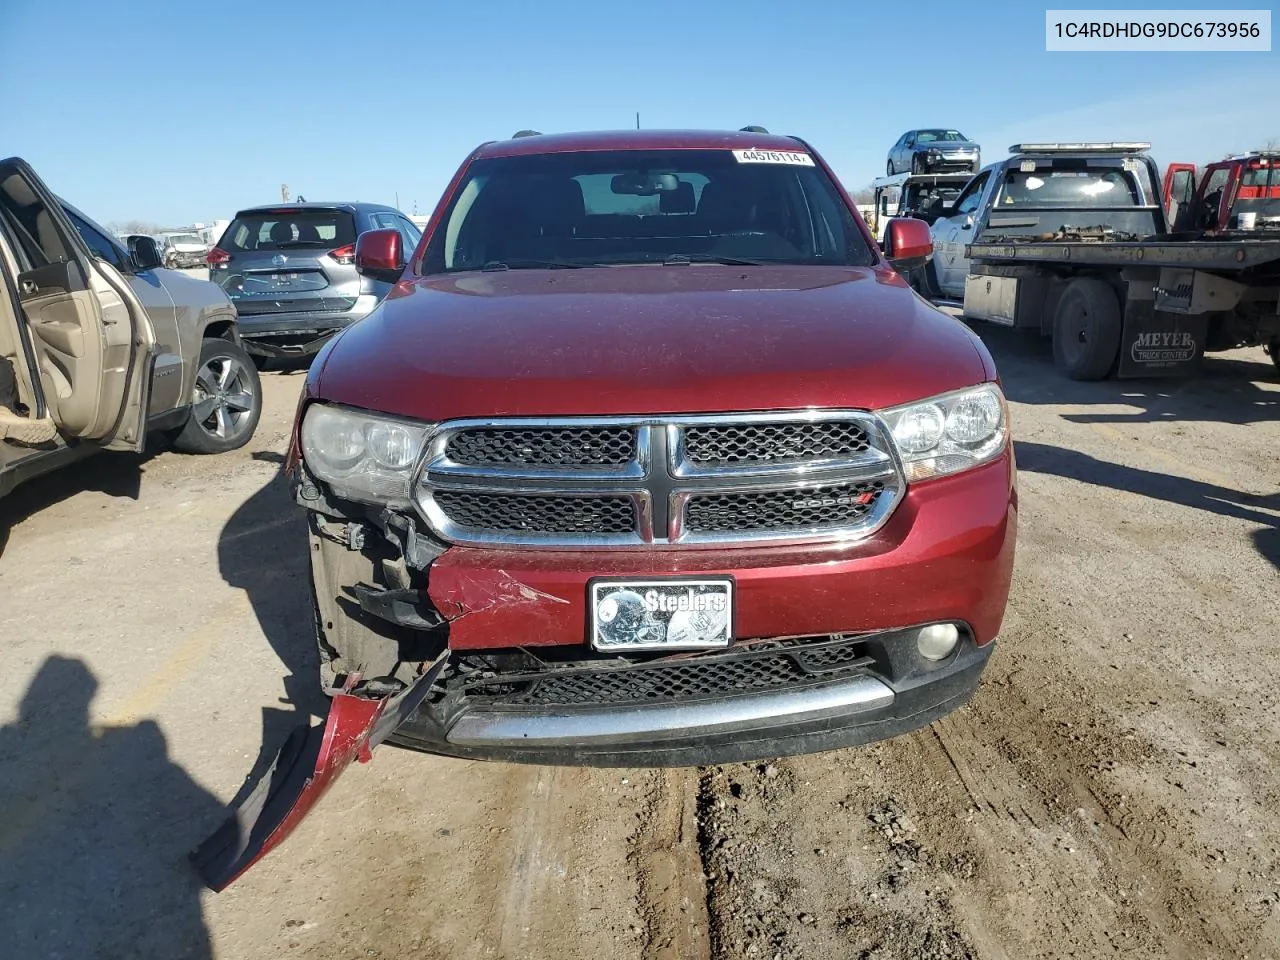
[
  {"x1": 300, "y1": 403, "x2": 433, "y2": 507},
  {"x1": 877, "y1": 384, "x2": 1008, "y2": 481}
]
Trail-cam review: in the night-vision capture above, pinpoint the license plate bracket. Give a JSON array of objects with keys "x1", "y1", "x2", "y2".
[{"x1": 588, "y1": 577, "x2": 734, "y2": 652}]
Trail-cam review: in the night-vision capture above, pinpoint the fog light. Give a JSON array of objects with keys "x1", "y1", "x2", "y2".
[{"x1": 917, "y1": 624, "x2": 959, "y2": 661}]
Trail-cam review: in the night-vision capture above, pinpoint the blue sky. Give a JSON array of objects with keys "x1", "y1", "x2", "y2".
[{"x1": 0, "y1": 0, "x2": 1275, "y2": 227}]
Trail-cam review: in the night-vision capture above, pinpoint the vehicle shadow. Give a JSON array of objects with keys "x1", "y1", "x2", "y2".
[
  {"x1": 0, "y1": 655, "x2": 219, "y2": 958},
  {"x1": 971, "y1": 323, "x2": 1279, "y2": 426},
  {"x1": 216, "y1": 450, "x2": 326, "y2": 805},
  {"x1": 1015, "y1": 440, "x2": 1280, "y2": 571},
  {"x1": 0, "y1": 440, "x2": 161, "y2": 558}
]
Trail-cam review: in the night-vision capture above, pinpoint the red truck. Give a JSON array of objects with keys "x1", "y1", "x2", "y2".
[
  {"x1": 194, "y1": 128, "x2": 1017, "y2": 889},
  {"x1": 1163, "y1": 151, "x2": 1280, "y2": 234}
]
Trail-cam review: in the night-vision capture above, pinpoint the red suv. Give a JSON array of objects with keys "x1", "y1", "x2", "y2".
[{"x1": 291, "y1": 128, "x2": 1016, "y2": 766}]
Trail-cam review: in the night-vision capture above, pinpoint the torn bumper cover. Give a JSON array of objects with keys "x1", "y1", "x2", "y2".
[{"x1": 190, "y1": 657, "x2": 447, "y2": 892}]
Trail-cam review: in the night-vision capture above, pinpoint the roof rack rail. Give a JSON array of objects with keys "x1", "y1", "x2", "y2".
[
  {"x1": 511, "y1": 129, "x2": 543, "y2": 139},
  {"x1": 1010, "y1": 141, "x2": 1151, "y2": 155},
  {"x1": 740, "y1": 125, "x2": 769, "y2": 134}
]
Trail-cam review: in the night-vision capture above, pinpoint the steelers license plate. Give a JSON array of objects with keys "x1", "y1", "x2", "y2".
[{"x1": 589, "y1": 577, "x2": 734, "y2": 652}]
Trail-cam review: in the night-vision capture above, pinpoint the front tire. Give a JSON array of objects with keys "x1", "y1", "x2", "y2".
[
  {"x1": 1052, "y1": 278, "x2": 1122, "y2": 380},
  {"x1": 886, "y1": 159, "x2": 895, "y2": 176},
  {"x1": 911, "y1": 154, "x2": 925, "y2": 174},
  {"x1": 174, "y1": 338, "x2": 262, "y2": 453}
]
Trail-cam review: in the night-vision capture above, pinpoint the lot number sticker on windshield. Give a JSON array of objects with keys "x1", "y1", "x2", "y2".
[{"x1": 732, "y1": 149, "x2": 815, "y2": 166}]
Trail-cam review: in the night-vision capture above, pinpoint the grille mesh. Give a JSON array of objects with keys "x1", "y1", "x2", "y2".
[
  {"x1": 685, "y1": 480, "x2": 887, "y2": 534},
  {"x1": 462, "y1": 637, "x2": 875, "y2": 706},
  {"x1": 433, "y1": 491, "x2": 635, "y2": 535},
  {"x1": 683, "y1": 421, "x2": 871, "y2": 465},
  {"x1": 446, "y1": 427, "x2": 635, "y2": 467}
]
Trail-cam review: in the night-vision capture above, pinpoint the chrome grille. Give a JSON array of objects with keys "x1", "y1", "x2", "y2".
[
  {"x1": 682, "y1": 421, "x2": 870, "y2": 466},
  {"x1": 417, "y1": 412, "x2": 903, "y2": 548},
  {"x1": 432, "y1": 491, "x2": 635, "y2": 536},
  {"x1": 683, "y1": 479, "x2": 889, "y2": 534},
  {"x1": 446, "y1": 426, "x2": 635, "y2": 467}
]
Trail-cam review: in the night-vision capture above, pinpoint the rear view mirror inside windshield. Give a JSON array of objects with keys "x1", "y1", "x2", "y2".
[{"x1": 611, "y1": 172, "x2": 680, "y2": 195}]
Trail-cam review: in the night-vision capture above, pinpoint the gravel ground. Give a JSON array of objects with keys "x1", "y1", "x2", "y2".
[{"x1": 0, "y1": 317, "x2": 1277, "y2": 960}]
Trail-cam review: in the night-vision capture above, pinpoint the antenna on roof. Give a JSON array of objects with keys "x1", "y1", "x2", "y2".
[
  {"x1": 512, "y1": 129, "x2": 542, "y2": 139},
  {"x1": 740, "y1": 125, "x2": 769, "y2": 134},
  {"x1": 636, "y1": 112, "x2": 640, "y2": 130}
]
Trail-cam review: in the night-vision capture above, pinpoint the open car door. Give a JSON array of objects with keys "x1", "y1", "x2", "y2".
[
  {"x1": 0, "y1": 157, "x2": 156, "y2": 452},
  {"x1": 1162, "y1": 162, "x2": 1198, "y2": 232}
]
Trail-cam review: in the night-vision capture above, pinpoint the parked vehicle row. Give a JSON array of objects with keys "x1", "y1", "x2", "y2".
[
  {"x1": 0, "y1": 157, "x2": 263, "y2": 499},
  {"x1": 904, "y1": 142, "x2": 1280, "y2": 380}
]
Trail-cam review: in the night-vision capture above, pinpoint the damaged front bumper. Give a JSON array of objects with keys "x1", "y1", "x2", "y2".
[{"x1": 190, "y1": 658, "x2": 447, "y2": 892}]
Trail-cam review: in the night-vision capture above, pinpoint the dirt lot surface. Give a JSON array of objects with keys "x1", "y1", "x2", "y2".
[{"x1": 1, "y1": 319, "x2": 1278, "y2": 960}]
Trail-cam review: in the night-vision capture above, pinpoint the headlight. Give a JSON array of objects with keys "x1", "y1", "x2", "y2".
[
  {"x1": 300, "y1": 403, "x2": 433, "y2": 507},
  {"x1": 877, "y1": 384, "x2": 1008, "y2": 481}
]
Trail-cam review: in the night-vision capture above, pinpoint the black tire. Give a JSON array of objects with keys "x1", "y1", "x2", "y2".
[
  {"x1": 911, "y1": 154, "x2": 924, "y2": 174},
  {"x1": 886, "y1": 159, "x2": 895, "y2": 176},
  {"x1": 173, "y1": 337, "x2": 262, "y2": 454},
  {"x1": 1052, "y1": 278, "x2": 1122, "y2": 380}
]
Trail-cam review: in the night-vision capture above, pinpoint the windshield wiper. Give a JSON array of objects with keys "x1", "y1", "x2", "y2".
[
  {"x1": 480, "y1": 258, "x2": 593, "y2": 271},
  {"x1": 662, "y1": 254, "x2": 770, "y2": 266}
]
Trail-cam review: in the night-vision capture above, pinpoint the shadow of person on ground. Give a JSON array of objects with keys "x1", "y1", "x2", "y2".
[
  {"x1": 0, "y1": 656, "x2": 221, "y2": 959},
  {"x1": 216, "y1": 450, "x2": 327, "y2": 806},
  {"x1": 1016, "y1": 440, "x2": 1280, "y2": 571}
]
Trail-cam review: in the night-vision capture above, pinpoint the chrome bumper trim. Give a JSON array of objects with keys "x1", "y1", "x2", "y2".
[{"x1": 445, "y1": 674, "x2": 895, "y2": 747}]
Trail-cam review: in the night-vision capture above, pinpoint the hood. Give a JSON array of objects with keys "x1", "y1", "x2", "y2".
[{"x1": 312, "y1": 265, "x2": 992, "y2": 420}]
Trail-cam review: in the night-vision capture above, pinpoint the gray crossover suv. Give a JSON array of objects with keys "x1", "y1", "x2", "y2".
[{"x1": 208, "y1": 202, "x2": 421, "y2": 364}]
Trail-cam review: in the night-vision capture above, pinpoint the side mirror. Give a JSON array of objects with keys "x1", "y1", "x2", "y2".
[
  {"x1": 127, "y1": 235, "x2": 163, "y2": 271},
  {"x1": 354, "y1": 228, "x2": 404, "y2": 284},
  {"x1": 882, "y1": 217, "x2": 932, "y2": 272}
]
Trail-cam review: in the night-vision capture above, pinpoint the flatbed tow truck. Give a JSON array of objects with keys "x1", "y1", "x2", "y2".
[
  {"x1": 946, "y1": 142, "x2": 1280, "y2": 379},
  {"x1": 870, "y1": 171, "x2": 972, "y2": 243}
]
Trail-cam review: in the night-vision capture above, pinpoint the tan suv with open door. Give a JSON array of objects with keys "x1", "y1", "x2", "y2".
[{"x1": 0, "y1": 157, "x2": 262, "y2": 500}]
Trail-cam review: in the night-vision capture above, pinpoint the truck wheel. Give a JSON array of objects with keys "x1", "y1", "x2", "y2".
[
  {"x1": 173, "y1": 338, "x2": 262, "y2": 454},
  {"x1": 1052, "y1": 278, "x2": 1122, "y2": 380}
]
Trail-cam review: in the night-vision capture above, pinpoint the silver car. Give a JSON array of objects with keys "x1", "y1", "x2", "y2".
[
  {"x1": 887, "y1": 129, "x2": 982, "y2": 175},
  {"x1": 207, "y1": 202, "x2": 421, "y2": 366}
]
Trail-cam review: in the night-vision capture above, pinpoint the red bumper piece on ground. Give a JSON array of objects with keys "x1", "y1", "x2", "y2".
[{"x1": 190, "y1": 660, "x2": 446, "y2": 891}]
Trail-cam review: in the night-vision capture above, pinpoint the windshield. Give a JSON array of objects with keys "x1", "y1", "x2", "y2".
[
  {"x1": 422, "y1": 149, "x2": 875, "y2": 272},
  {"x1": 916, "y1": 130, "x2": 966, "y2": 144},
  {"x1": 1233, "y1": 164, "x2": 1280, "y2": 221},
  {"x1": 169, "y1": 234, "x2": 204, "y2": 245},
  {"x1": 219, "y1": 210, "x2": 357, "y2": 251},
  {"x1": 994, "y1": 169, "x2": 1143, "y2": 207}
]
